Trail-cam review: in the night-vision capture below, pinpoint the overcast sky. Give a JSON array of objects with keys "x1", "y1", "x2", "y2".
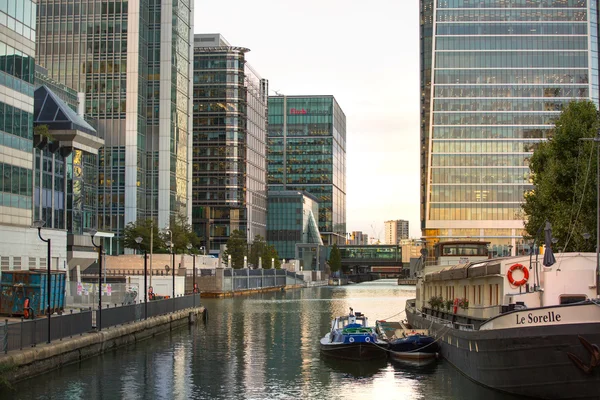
[{"x1": 194, "y1": 1, "x2": 421, "y2": 240}]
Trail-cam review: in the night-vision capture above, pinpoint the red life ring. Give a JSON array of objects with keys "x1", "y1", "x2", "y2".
[{"x1": 507, "y1": 263, "x2": 529, "y2": 286}]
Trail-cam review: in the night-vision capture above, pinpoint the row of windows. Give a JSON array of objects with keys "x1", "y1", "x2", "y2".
[
  {"x1": 436, "y1": 23, "x2": 587, "y2": 36},
  {"x1": 0, "y1": 162, "x2": 32, "y2": 200},
  {"x1": 269, "y1": 156, "x2": 333, "y2": 165},
  {"x1": 429, "y1": 204, "x2": 523, "y2": 221},
  {"x1": 436, "y1": 9, "x2": 586, "y2": 22},
  {"x1": 434, "y1": 68, "x2": 588, "y2": 84},
  {"x1": 432, "y1": 140, "x2": 540, "y2": 153},
  {"x1": 0, "y1": 101, "x2": 33, "y2": 140},
  {"x1": 431, "y1": 185, "x2": 531, "y2": 202},
  {"x1": 193, "y1": 58, "x2": 241, "y2": 70},
  {"x1": 435, "y1": 36, "x2": 588, "y2": 51},
  {"x1": 432, "y1": 167, "x2": 531, "y2": 184},
  {"x1": 434, "y1": 85, "x2": 588, "y2": 98},
  {"x1": 38, "y1": 1, "x2": 128, "y2": 18},
  {"x1": 37, "y1": 20, "x2": 128, "y2": 36},
  {"x1": 193, "y1": 73, "x2": 243, "y2": 84},
  {"x1": 270, "y1": 138, "x2": 333, "y2": 146},
  {"x1": 434, "y1": 112, "x2": 559, "y2": 125},
  {"x1": 0, "y1": 70, "x2": 34, "y2": 97},
  {"x1": 192, "y1": 190, "x2": 245, "y2": 202},
  {"x1": 435, "y1": 51, "x2": 588, "y2": 69},
  {"x1": 0, "y1": 0, "x2": 36, "y2": 29},
  {"x1": 432, "y1": 154, "x2": 532, "y2": 167},
  {"x1": 437, "y1": 0, "x2": 587, "y2": 7},
  {"x1": 434, "y1": 98, "x2": 571, "y2": 112},
  {"x1": 0, "y1": 42, "x2": 34, "y2": 84},
  {"x1": 193, "y1": 130, "x2": 244, "y2": 142},
  {"x1": 194, "y1": 102, "x2": 242, "y2": 113}
]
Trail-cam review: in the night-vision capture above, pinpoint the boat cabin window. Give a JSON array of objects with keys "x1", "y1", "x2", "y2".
[
  {"x1": 559, "y1": 295, "x2": 587, "y2": 305},
  {"x1": 437, "y1": 243, "x2": 488, "y2": 257}
]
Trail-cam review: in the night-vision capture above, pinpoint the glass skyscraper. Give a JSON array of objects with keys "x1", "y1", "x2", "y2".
[
  {"x1": 421, "y1": 0, "x2": 598, "y2": 256},
  {"x1": 192, "y1": 34, "x2": 268, "y2": 253},
  {"x1": 267, "y1": 95, "x2": 347, "y2": 246},
  {"x1": 267, "y1": 190, "x2": 322, "y2": 261},
  {"x1": 36, "y1": 0, "x2": 194, "y2": 254}
]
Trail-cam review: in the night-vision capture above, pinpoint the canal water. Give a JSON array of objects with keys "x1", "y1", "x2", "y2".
[{"x1": 6, "y1": 280, "x2": 521, "y2": 400}]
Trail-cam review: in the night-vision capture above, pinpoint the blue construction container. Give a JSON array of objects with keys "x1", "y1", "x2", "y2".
[{"x1": 0, "y1": 270, "x2": 66, "y2": 318}]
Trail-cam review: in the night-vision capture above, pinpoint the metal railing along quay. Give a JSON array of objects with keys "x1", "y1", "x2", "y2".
[{"x1": 1, "y1": 294, "x2": 202, "y2": 354}]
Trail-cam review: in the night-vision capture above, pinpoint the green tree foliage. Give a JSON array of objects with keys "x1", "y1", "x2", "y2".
[
  {"x1": 263, "y1": 244, "x2": 281, "y2": 269},
  {"x1": 249, "y1": 235, "x2": 267, "y2": 268},
  {"x1": 122, "y1": 218, "x2": 165, "y2": 253},
  {"x1": 161, "y1": 213, "x2": 201, "y2": 254},
  {"x1": 328, "y1": 244, "x2": 342, "y2": 273},
  {"x1": 523, "y1": 100, "x2": 599, "y2": 252},
  {"x1": 224, "y1": 229, "x2": 248, "y2": 269}
]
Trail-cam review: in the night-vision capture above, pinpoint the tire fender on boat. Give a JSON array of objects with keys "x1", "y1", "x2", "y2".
[
  {"x1": 507, "y1": 263, "x2": 529, "y2": 286},
  {"x1": 365, "y1": 337, "x2": 370, "y2": 342},
  {"x1": 349, "y1": 337, "x2": 355, "y2": 343}
]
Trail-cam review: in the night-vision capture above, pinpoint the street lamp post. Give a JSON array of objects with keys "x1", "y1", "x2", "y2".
[
  {"x1": 187, "y1": 244, "x2": 197, "y2": 307},
  {"x1": 33, "y1": 220, "x2": 51, "y2": 344},
  {"x1": 166, "y1": 239, "x2": 175, "y2": 299},
  {"x1": 88, "y1": 229, "x2": 114, "y2": 331},
  {"x1": 135, "y1": 237, "x2": 148, "y2": 319},
  {"x1": 90, "y1": 231, "x2": 103, "y2": 331}
]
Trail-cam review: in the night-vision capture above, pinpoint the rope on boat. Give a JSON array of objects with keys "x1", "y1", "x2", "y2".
[
  {"x1": 370, "y1": 325, "x2": 453, "y2": 356},
  {"x1": 381, "y1": 308, "x2": 405, "y2": 321}
]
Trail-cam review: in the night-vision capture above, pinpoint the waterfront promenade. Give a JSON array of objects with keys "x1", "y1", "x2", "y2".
[{"x1": 0, "y1": 294, "x2": 204, "y2": 386}]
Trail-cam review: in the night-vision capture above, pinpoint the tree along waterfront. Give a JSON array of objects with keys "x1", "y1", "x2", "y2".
[{"x1": 4, "y1": 281, "x2": 521, "y2": 400}]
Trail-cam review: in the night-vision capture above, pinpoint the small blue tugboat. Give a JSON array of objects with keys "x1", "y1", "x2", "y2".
[{"x1": 320, "y1": 308, "x2": 388, "y2": 361}]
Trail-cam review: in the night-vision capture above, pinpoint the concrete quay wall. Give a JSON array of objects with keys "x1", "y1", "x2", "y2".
[
  {"x1": 0, "y1": 307, "x2": 205, "y2": 384},
  {"x1": 202, "y1": 284, "x2": 304, "y2": 298}
]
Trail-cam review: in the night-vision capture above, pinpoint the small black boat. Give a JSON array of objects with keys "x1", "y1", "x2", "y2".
[{"x1": 376, "y1": 320, "x2": 439, "y2": 361}]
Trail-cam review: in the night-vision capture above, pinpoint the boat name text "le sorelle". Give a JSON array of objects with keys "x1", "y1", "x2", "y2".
[{"x1": 516, "y1": 311, "x2": 562, "y2": 325}]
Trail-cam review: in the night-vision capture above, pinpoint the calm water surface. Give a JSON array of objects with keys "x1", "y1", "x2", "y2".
[{"x1": 5, "y1": 280, "x2": 521, "y2": 400}]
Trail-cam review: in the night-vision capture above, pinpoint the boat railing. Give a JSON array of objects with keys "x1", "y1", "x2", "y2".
[{"x1": 415, "y1": 308, "x2": 476, "y2": 331}]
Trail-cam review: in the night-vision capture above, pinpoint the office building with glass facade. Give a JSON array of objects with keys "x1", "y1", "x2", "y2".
[
  {"x1": 267, "y1": 95, "x2": 347, "y2": 246},
  {"x1": 0, "y1": 0, "x2": 66, "y2": 272},
  {"x1": 420, "y1": 0, "x2": 598, "y2": 256},
  {"x1": 192, "y1": 34, "x2": 268, "y2": 253},
  {"x1": 36, "y1": 0, "x2": 194, "y2": 254},
  {"x1": 267, "y1": 190, "x2": 322, "y2": 261}
]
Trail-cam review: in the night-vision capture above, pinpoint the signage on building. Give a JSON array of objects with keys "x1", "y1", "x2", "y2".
[{"x1": 289, "y1": 108, "x2": 330, "y2": 115}]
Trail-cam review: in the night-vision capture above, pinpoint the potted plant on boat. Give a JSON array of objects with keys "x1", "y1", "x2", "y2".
[
  {"x1": 428, "y1": 295, "x2": 443, "y2": 316},
  {"x1": 444, "y1": 300, "x2": 454, "y2": 316},
  {"x1": 458, "y1": 298, "x2": 469, "y2": 310}
]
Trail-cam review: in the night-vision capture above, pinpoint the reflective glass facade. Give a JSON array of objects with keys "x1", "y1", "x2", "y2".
[
  {"x1": 192, "y1": 35, "x2": 268, "y2": 253},
  {"x1": 267, "y1": 190, "x2": 322, "y2": 260},
  {"x1": 0, "y1": 0, "x2": 35, "y2": 227},
  {"x1": 267, "y1": 95, "x2": 347, "y2": 246},
  {"x1": 421, "y1": 0, "x2": 598, "y2": 254},
  {"x1": 36, "y1": 0, "x2": 194, "y2": 254}
]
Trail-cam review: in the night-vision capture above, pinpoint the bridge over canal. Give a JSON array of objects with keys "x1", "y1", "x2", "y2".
[{"x1": 338, "y1": 245, "x2": 404, "y2": 280}]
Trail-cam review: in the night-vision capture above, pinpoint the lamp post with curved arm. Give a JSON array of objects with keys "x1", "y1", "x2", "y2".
[
  {"x1": 88, "y1": 229, "x2": 114, "y2": 331},
  {"x1": 135, "y1": 236, "x2": 147, "y2": 319},
  {"x1": 33, "y1": 220, "x2": 51, "y2": 344}
]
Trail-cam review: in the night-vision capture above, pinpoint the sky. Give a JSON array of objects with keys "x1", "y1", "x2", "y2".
[{"x1": 195, "y1": 1, "x2": 422, "y2": 241}]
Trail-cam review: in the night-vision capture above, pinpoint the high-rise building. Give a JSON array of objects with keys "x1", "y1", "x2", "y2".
[
  {"x1": 36, "y1": 0, "x2": 194, "y2": 254},
  {"x1": 420, "y1": 0, "x2": 598, "y2": 256},
  {"x1": 267, "y1": 95, "x2": 347, "y2": 246},
  {"x1": 192, "y1": 34, "x2": 268, "y2": 252},
  {"x1": 384, "y1": 219, "x2": 409, "y2": 244},
  {"x1": 0, "y1": 0, "x2": 68, "y2": 273},
  {"x1": 267, "y1": 190, "x2": 322, "y2": 261}
]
